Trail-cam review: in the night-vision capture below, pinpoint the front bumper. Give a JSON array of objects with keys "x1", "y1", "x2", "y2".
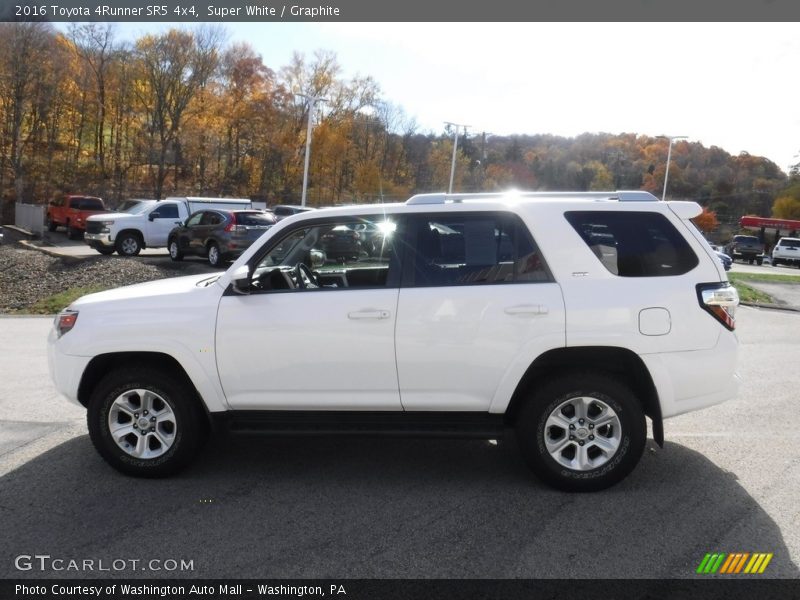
[
  {"x1": 47, "y1": 328, "x2": 92, "y2": 407},
  {"x1": 84, "y1": 232, "x2": 114, "y2": 247}
]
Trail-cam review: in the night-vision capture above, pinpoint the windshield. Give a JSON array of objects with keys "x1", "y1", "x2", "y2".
[{"x1": 120, "y1": 201, "x2": 152, "y2": 215}]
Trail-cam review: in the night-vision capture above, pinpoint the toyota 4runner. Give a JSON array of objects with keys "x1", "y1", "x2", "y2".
[{"x1": 48, "y1": 191, "x2": 739, "y2": 492}]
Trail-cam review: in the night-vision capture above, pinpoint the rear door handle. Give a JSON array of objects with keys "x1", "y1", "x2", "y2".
[
  {"x1": 504, "y1": 304, "x2": 548, "y2": 316},
  {"x1": 348, "y1": 309, "x2": 390, "y2": 320}
]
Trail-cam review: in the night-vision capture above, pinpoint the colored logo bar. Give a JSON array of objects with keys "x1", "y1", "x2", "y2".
[{"x1": 696, "y1": 552, "x2": 773, "y2": 574}]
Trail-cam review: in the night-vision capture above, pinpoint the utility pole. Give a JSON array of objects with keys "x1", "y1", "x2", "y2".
[
  {"x1": 657, "y1": 135, "x2": 688, "y2": 201},
  {"x1": 297, "y1": 93, "x2": 327, "y2": 207},
  {"x1": 445, "y1": 121, "x2": 469, "y2": 194}
]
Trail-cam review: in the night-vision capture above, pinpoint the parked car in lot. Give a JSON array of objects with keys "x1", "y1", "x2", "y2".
[
  {"x1": 320, "y1": 224, "x2": 363, "y2": 261},
  {"x1": 725, "y1": 234, "x2": 763, "y2": 265},
  {"x1": 48, "y1": 190, "x2": 739, "y2": 492},
  {"x1": 714, "y1": 250, "x2": 732, "y2": 271},
  {"x1": 272, "y1": 205, "x2": 315, "y2": 220},
  {"x1": 84, "y1": 197, "x2": 252, "y2": 256},
  {"x1": 168, "y1": 210, "x2": 277, "y2": 267},
  {"x1": 46, "y1": 195, "x2": 107, "y2": 239},
  {"x1": 772, "y1": 237, "x2": 800, "y2": 267}
]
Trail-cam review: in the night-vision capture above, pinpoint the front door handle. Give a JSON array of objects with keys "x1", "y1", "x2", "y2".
[
  {"x1": 348, "y1": 309, "x2": 390, "y2": 320},
  {"x1": 504, "y1": 304, "x2": 548, "y2": 316}
]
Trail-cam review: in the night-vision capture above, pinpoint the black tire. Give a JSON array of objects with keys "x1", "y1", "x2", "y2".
[
  {"x1": 94, "y1": 246, "x2": 115, "y2": 255},
  {"x1": 115, "y1": 232, "x2": 141, "y2": 256},
  {"x1": 46, "y1": 216, "x2": 57, "y2": 232},
  {"x1": 168, "y1": 238, "x2": 184, "y2": 261},
  {"x1": 207, "y1": 242, "x2": 222, "y2": 267},
  {"x1": 748, "y1": 258, "x2": 754, "y2": 264},
  {"x1": 773, "y1": 259, "x2": 780, "y2": 267},
  {"x1": 515, "y1": 371, "x2": 646, "y2": 492},
  {"x1": 756, "y1": 257, "x2": 763, "y2": 266},
  {"x1": 87, "y1": 367, "x2": 207, "y2": 478},
  {"x1": 67, "y1": 226, "x2": 82, "y2": 240}
]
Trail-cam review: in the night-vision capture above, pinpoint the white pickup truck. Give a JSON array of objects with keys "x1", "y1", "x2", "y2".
[{"x1": 84, "y1": 197, "x2": 251, "y2": 256}]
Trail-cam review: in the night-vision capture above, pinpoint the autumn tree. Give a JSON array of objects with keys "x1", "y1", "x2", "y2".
[
  {"x1": 772, "y1": 183, "x2": 800, "y2": 220},
  {"x1": 0, "y1": 22, "x2": 57, "y2": 210},
  {"x1": 68, "y1": 24, "x2": 116, "y2": 177},
  {"x1": 135, "y1": 27, "x2": 222, "y2": 199},
  {"x1": 692, "y1": 207, "x2": 720, "y2": 233}
]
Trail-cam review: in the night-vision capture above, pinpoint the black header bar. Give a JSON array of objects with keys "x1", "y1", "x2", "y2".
[{"x1": 3, "y1": 0, "x2": 800, "y2": 22}]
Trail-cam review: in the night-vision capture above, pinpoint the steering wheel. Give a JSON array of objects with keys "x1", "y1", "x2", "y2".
[{"x1": 294, "y1": 263, "x2": 320, "y2": 289}]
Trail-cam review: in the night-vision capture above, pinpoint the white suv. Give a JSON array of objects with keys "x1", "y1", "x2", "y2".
[
  {"x1": 772, "y1": 237, "x2": 800, "y2": 267},
  {"x1": 48, "y1": 191, "x2": 739, "y2": 492}
]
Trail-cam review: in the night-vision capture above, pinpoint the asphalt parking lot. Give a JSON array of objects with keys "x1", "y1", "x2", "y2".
[{"x1": 0, "y1": 306, "x2": 798, "y2": 580}]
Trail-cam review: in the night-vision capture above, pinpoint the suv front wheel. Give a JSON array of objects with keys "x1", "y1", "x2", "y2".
[
  {"x1": 516, "y1": 372, "x2": 646, "y2": 492},
  {"x1": 87, "y1": 367, "x2": 207, "y2": 477}
]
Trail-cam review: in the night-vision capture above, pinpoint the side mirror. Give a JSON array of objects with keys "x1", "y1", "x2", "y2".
[
  {"x1": 148, "y1": 213, "x2": 156, "y2": 221},
  {"x1": 230, "y1": 264, "x2": 251, "y2": 295}
]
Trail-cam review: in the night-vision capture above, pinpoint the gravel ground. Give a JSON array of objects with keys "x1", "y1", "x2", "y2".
[{"x1": 0, "y1": 243, "x2": 214, "y2": 313}]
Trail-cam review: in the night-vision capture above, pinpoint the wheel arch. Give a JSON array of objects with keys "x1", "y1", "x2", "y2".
[
  {"x1": 77, "y1": 351, "x2": 212, "y2": 425},
  {"x1": 116, "y1": 228, "x2": 146, "y2": 249},
  {"x1": 504, "y1": 346, "x2": 663, "y2": 447}
]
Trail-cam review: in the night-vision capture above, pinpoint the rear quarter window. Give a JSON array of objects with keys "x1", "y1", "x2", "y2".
[
  {"x1": 79, "y1": 198, "x2": 104, "y2": 210},
  {"x1": 565, "y1": 211, "x2": 699, "y2": 277},
  {"x1": 237, "y1": 212, "x2": 277, "y2": 226}
]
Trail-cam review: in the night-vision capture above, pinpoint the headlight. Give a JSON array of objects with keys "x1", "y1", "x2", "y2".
[
  {"x1": 54, "y1": 310, "x2": 79, "y2": 338},
  {"x1": 101, "y1": 220, "x2": 115, "y2": 226}
]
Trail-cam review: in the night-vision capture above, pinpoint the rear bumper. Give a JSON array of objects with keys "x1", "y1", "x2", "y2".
[{"x1": 641, "y1": 329, "x2": 739, "y2": 419}]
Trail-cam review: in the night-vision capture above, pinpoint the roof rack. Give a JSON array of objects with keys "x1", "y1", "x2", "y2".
[{"x1": 405, "y1": 190, "x2": 659, "y2": 205}]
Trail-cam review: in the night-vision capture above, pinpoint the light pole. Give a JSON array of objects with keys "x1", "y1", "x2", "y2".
[
  {"x1": 658, "y1": 135, "x2": 688, "y2": 201},
  {"x1": 297, "y1": 93, "x2": 327, "y2": 207},
  {"x1": 445, "y1": 121, "x2": 469, "y2": 194}
]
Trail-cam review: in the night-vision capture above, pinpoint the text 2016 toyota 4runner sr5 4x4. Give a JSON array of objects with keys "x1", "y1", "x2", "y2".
[{"x1": 48, "y1": 191, "x2": 739, "y2": 492}]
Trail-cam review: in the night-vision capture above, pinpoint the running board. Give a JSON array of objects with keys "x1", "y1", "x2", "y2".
[{"x1": 214, "y1": 411, "x2": 507, "y2": 439}]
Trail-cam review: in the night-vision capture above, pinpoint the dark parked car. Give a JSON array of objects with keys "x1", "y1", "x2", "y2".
[
  {"x1": 272, "y1": 205, "x2": 315, "y2": 220},
  {"x1": 725, "y1": 234, "x2": 763, "y2": 265},
  {"x1": 168, "y1": 210, "x2": 277, "y2": 267},
  {"x1": 715, "y1": 250, "x2": 732, "y2": 271},
  {"x1": 320, "y1": 224, "x2": 363, "y2": 261}
]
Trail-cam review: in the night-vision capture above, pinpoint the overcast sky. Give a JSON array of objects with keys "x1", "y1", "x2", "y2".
[{"x1": 114, "y1": 22, "x2": 800, "y2": 172}]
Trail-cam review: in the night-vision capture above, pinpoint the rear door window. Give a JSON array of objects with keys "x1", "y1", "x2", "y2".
[
  {"x1": 565, "y1": 211, "x2": 698, "y2": 277},
  {"x1": 402, "y1": 212, "x2": 552, "y2": 287}
]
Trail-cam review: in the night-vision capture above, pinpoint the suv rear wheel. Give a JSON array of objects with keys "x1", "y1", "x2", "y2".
[
  {"x1": 87, "y1": 367, "x2": 207, "y2": 477},
  {"x1": 516, "y1": 372, "x2": 646, "y2": 492}
]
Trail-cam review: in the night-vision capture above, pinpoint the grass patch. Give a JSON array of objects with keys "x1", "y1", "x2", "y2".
[
  {"x1": 729, "y1": 271, "x2": 800, "y2": 284},
  {"x1": 28, "y1": 285, "x2": 109, "y2": 314},
  {"x1": 729, "y1": 280, "x2": 774, "y2": 304}
]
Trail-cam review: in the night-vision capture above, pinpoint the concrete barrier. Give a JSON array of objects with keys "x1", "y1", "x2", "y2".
[{"x1": 14, "y1": 203, "x2": 45, "y2": 236}]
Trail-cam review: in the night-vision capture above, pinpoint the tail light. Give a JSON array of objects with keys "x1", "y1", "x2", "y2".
[
  {"x1": 224, "y1": 214, "x2": 245, "y2": 234},
  {"x1": 697, "y1": 283, "x2": 738, "y2": 331},
  {"x1": 55, "y1": 310, "x2": 79, "y2": 338}
]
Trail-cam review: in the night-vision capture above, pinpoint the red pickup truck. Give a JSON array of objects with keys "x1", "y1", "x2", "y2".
[{"x1": 46, "y1": 195, "x2": 107, "y2": 239}]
